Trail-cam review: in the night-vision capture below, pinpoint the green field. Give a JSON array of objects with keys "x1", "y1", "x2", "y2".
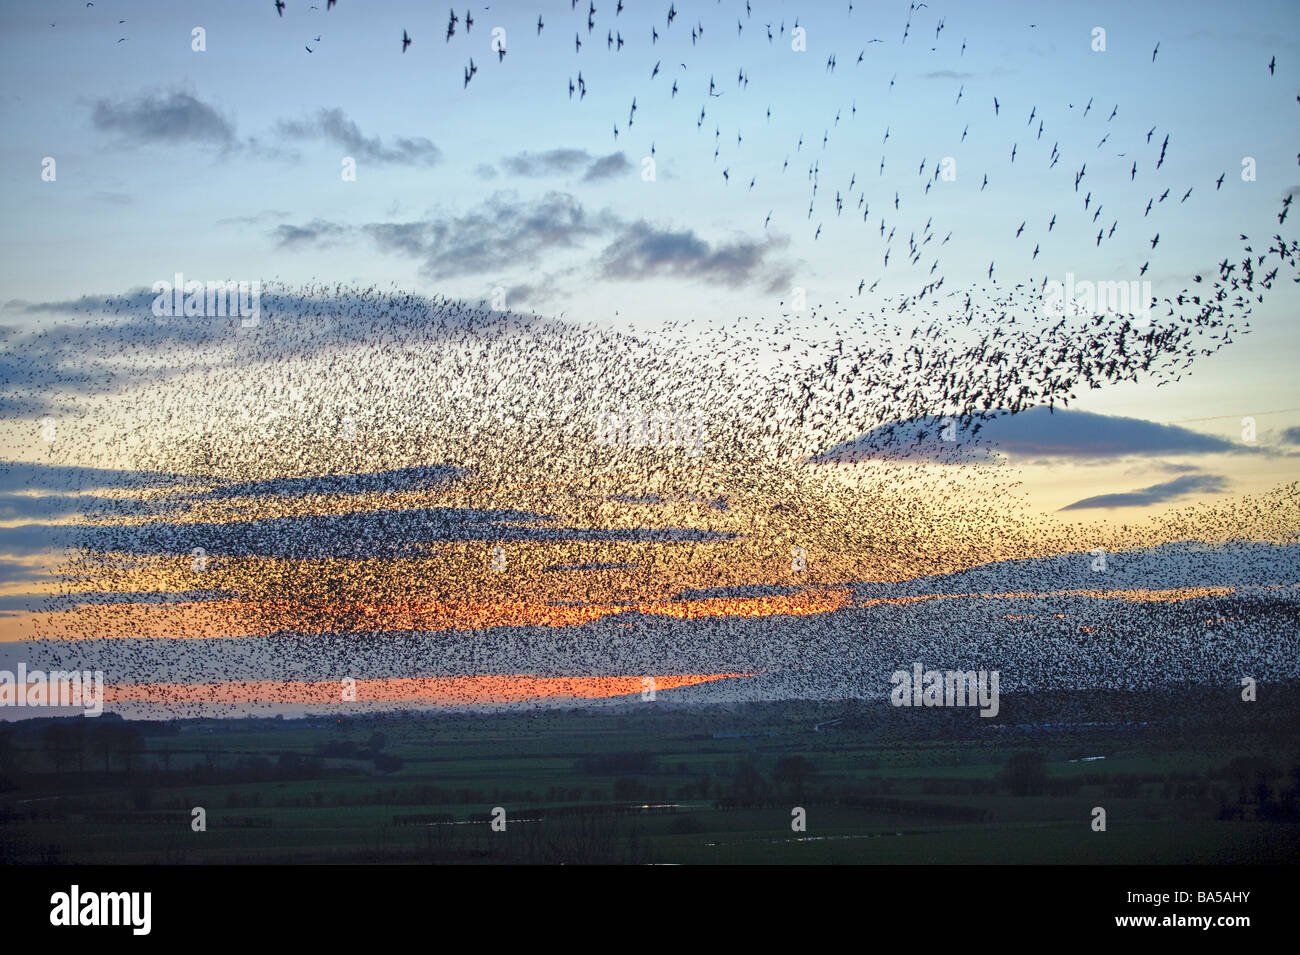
[{"x1": 3, "y1": 691, "x2": 1298, "y2": 864}]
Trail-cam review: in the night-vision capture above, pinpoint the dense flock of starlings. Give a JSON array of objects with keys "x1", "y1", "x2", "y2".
[{"x1": 13, "y1": 0, "x2": 1300, "y2": 714}]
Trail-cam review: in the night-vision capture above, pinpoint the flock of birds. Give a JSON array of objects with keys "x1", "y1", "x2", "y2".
[
  {"x1": 9, "y1": 0, "x2": 1300, "y2": 715},
  {"x1": 255, "y1": 0, "x2": 1293, "y2": 305}
]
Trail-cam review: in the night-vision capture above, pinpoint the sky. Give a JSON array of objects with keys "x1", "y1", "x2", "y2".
[{"x1": 0, "y1": 0, "x2": 1297, "y2": 715}]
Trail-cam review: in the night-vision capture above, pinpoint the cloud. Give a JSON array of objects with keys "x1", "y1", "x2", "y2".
[
  {"x1": 1279, "y1": 426, "x2": 1300, "y2": 445},
  {"x1": 273, "y1": 191, "x2": 613, "y2": 278},
  {"x1": 977, "y1": 409, "x2": 1258, "y2": 459},
  {"x1": 500, "y1": 148, "x2": 592, "y2": 177},
  {"x1": 474, "y1": 163, "x2": 499, "y2": 180},
  {"x1": 5, "y1": 286, "x2": 557, "y2": 392},
  {"x1": 583, "y1": 152, "x2": 633, "y2": 181},
  {"x1": 923, "y1": 70, "x2": 975, "y2": 80},
  {"x1": 0, "y1": 493, "x2": 147, "y2": 522},
  {"x1": 504, "y1": 271, "x2": 567, "y2": 310},
  {"x1": 271, "y1": 219, "x2": 350, "y2": 249},
  {"x1": 365, "y1": 191, "x2": 619, "y2": 279},
  {"x1": 0, "y1": 558, "x2": 55, "y2": 584},
  {"x1": 275, "y1": 108, "x2": 442, "y2": 166},
  {"x1": 0, "y1": 462, "x2": 188, "y2": 494},
  {"x1": 54, "y1": 506, "x2": 734, "y2": 560},
  {"x1": 0, "y1": 590, "x2": 237, "y2": 612},
  {"x1": 1058, "y1": 473, "x2": 1229, "y2": 510},
  {"x1": 272, "y1": 193, "x2": 789, "y2": 289},
  {"x1": 90, "y1": 90, "x2": 236, "y2": 147},
  {"x1": 812, "y1": 407, "x2": 1259, "y2": 463},
  {"x1": 496, "y1": 149, "x2": 631, "y2": 182},
  {"x1": 197, "y1": 465, "x2": 464, "y2": 499},
  {"x1": 598, "y1": 222, "x2": 792, "y2": 290}
]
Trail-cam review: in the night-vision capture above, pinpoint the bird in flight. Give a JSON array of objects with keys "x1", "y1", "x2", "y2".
[{"x1": 402, "y1": 29, "x2": 411, "y2": 53}]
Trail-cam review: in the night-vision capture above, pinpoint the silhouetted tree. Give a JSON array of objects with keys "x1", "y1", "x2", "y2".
[
  {"x1": 773, "y1": 755, "x2": 818, "y2": 799},
  {"x1": 999, "y1": 751, "x2": 1048, "y2": 797}
]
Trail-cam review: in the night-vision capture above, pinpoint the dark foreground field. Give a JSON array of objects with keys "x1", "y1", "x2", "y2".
[{"x1": 3, "y1": 687, "x2": 1299, "y2": 864}]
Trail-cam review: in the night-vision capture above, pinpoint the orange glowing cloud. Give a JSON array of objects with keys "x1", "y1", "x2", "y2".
[
  {"x1": 102, "y1": 673, "x2": 747, "y2": 706},
  {"x1": 13, "y1": 587, "x2": 853, "y2": 641}
]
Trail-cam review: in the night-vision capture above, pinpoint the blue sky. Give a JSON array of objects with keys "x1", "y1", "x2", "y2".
[{"x1": 0, "y1": 0, "x2": 1297, "y2": 521}]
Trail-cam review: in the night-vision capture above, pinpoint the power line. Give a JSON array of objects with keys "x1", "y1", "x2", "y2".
[{"x1": 1163, "y1": 407, "x2": 1300, "y2": 425}]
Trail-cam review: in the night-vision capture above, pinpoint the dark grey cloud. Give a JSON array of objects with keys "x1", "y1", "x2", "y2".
[
  {"x1": 0, "y1": 523, "x2": 72, "y2": 558},
  {"x1": 0, "y1": 590, "x2": 236, "y2": 613},
  {"x1": 275, "y1": 192, "x2": 612, "y2": 278},
  {"x1": 276, "y1": 108, "x2": 442, "y2": 166},
  {"x1": 0, "y1": 558, "x2": 53, "y2": 584},
  {"x1": 494, "y1": 149, "x2": 631, "y2": 182},
  {"x1": 583, "y1": 152, "x2": 633, "y2": 181},
  {"x1": 1059, "y1": 473, "x2": 1229, "y2": 510},
  {"x1": 6, "y1": 287, "x2": 553, "y2": 395},
  {"x1": 268, "y1": 194, "x2": 786, "y2": 289},
  {"x1": 503, "y1": 274, "x2": 565, "y2": 310},
  {"x1": 0, "y1": 462, "x2": 190, "y2": 497},
  {"x1": 0, "y1": 395, "x2": 58, "y2": 418},
  {"x1": 197, "y1": 465, "x2": 464, "y2": 499},
  {"x1": 973, "y1": 409, "x2": 1257, "y2": 459},
  {"x1": 357, "y1": 191, "x2": 620, "y2": 279},
  {"x1": 0, "y1": 493, "x2": 148, "y2": 522},
  {"x1": 362, "y1": 221, "x2": 435, "y2": 258},
  {"x1": 56, "y1": 506, "x2": 734, "y2": 560},
  {"x1": 813, "y1": 407, "x2": 1259, "y2": 463},
  {"x1": 1279, "y1": 425, "x2": 1300, "y2": 445},
  {"x1": 271, "y1": 219, "x2": 350, "y2": 249},
  {"x1": 598, "y1": 222, "x2": 792, "y2": 290},
  {"x1": 2, "y1": 291, "x2": 230, "y2": 412},
  {"x1": 90, "y1": 90, "x2": 236, "y2": 147},
  {"x1": 501, "y1": 148, "x2": 592, "y2": 177}
]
